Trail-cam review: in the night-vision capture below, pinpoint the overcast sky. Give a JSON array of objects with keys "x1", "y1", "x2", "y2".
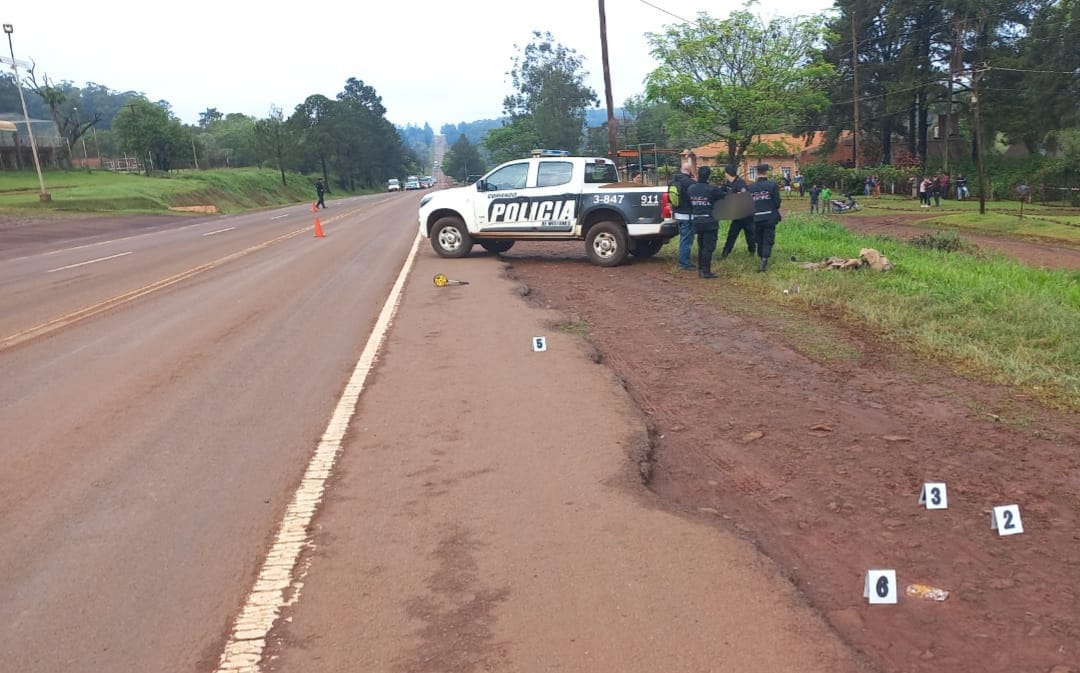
[{"x1": 4, "y1": 0, "x2": 835, "y2": 129}]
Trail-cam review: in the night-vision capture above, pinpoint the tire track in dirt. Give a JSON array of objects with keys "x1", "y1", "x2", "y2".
[{"x1": 506, "y1": 244, "x2": 1080, "y2": 673}]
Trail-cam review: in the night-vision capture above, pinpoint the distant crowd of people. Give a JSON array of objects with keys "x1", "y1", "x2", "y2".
[{"x1": 912, "y1": 171, "x2": 969, "y2": 206}]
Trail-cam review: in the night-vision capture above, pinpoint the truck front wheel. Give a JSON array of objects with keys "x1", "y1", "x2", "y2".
[
  {"x1": 585, "y1": 221, "x2": 629, "y2": 267},
  {"x1": 430, "y1": 216, "x2": 474, "y2": 258}
]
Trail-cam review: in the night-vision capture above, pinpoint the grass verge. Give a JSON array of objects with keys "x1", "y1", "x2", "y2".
[
  {"x1": 0, "y1": 168, "x2": 328, "y2": 213},
  {"x1": 665, "y1": 213, "x2": 1080, "y2": 411}
]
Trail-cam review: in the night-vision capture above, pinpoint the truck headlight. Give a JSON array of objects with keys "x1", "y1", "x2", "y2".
[{"x1": 419, "y1": 194, "x2": 433, "y2": 207}]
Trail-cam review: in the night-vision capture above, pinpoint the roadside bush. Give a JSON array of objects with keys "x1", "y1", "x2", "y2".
[{"x1": 909, "y1": 230, "x2": 975, "y2": 254}]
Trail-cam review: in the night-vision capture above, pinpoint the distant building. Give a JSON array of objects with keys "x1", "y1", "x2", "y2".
[
  {"x1": 692, "y1": 131, "x2": 873, "y2": 181},
  {"x1": 0, "y1": 113, "x2": 65, "y2": 170}
]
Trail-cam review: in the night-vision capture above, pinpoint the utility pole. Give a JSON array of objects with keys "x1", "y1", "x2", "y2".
[
  {"x1": 851, "y1": 7, "x2": 861, "y2": 170},
  {"x1": 3, "y1": 24, "x2": 49, "y2": 201},
  {"x1": 73, "y1": 106, "x2": 90, "y2": 171},
  {"x1": 972, "y1": 63, "x2": 987, "y2": 215},
  {"x1": 599, "y1": 0, "x2": 618, "y2": 161},
  {"x1": 943, "y1": 17, "x2": 962, "y2": 177},
  {"x1": 92, "y1": 126, "x2": 102, "y2": 169}
]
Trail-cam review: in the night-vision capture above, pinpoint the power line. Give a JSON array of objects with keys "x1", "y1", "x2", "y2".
[
  {"x1": 637, "y1": 0, "x2": 692, "y2": 24},
  {"x1": 989, "y1": 66, "x2": 1080, "y2": 75},
  {"x1": 844, "y1": 5, "x2": 1073, "y2": 52}
]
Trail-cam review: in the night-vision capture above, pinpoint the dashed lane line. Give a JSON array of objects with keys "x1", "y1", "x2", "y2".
[
  {"x1": 214, "y1": 232, "x2": 422, "y2": 673},
  {"x1": 0, "y1": 225, "x2": 313, "y2": 353},
  {"x1": 47, "y1": 251, "x2": 133, "y2": 273},
  {"x1": 203, "y1": 226, "x2": 237, "y2": 237}
]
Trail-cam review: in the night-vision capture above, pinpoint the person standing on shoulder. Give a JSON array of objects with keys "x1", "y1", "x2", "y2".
[
  {"x1": 315, "y1": 178, "x2": 328, "y2": 209},
  {"x1": 686, "y1": 166, "x2": 725, "y2": 279},
  {"x1": 809, "y1": 184, "x2": 822, "y2": 214},
  {"x1": 749, "y1": 164, "x2": 782, "y2": 272},
  {"x1": 720, "y1": 165, "x2": 755, "y2": 258},
  {"x1": 918, "y1": 177, "x2": 932, "y2": 207},
  {"x1": 956, "y1": 174, "x2": 968, "y2": 200},
  {"x1": 671, "y1": 150, "x2": 698, "y2": 271}
]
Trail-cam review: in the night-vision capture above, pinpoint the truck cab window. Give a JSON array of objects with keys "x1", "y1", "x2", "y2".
[
  {"x1": 484, "y1": 163, "x2": 529, "y2": 191},
  {"x1": 537, "y1": 161, "x2": 573, "y2": 188},
  {"x1": 584, "y1": 163, "x2": 618, "y2": 184}
]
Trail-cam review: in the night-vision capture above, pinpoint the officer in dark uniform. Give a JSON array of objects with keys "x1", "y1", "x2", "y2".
[
  {"x1": 720, "y1": 165, "x2": 755, "y2": 258},
  {"x1": 686, "y1": 166, "x2": 725, "y2": 279},
  {"x1": 669, "y1": 169, "x2": 696, "y2": 270},
  {"x1": 749, "y1": 164, "x2": 782, "y2": 272}
]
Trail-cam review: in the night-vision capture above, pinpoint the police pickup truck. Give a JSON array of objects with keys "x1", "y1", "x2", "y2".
[{"x1": 417, "y1": 152, "x2": 677, "y2": 267}]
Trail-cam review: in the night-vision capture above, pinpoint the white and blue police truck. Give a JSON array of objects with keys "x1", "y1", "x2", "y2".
[{"x1": 417, "y1": 150, "x2": 677, "y2": 267}]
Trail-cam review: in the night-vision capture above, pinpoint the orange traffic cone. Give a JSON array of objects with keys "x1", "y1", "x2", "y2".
[
  {"x1": 314, "y1": 217, "x2": 325, "y2": 238},
  {"x1": 311, "y1": 201, "x2": 318, "y2": 213}
]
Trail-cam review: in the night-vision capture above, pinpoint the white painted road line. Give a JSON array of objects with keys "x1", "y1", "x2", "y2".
[
  {"x1": 214, "y1": 232, "x2": 422, "y2": 673},
  {"x1": 203, "y1": 227, "x2": 237, "y2": 237},
  {"x1": 39, "y1": 238, "x2": 128, "y2": 257},
  {"x1": 2, "y1": 226, "x2": 310, "y2": 353},
  {"x1": 270, "y1": 214, "x2": 289, "y2": 220},
  {"x1": 47, "y1": 251, "x2": 133, "y2": 273}
]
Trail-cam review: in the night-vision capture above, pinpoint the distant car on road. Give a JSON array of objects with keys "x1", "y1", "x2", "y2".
[
  {"x1": 405, "y1": 176, "x2": 422, "y2": 190},
  {"x1": 421, "y1": 176, "x2": 436, "y2": 188},
  {"x1": 387, "y1": 178, "x2": 401, "y2": 192}
]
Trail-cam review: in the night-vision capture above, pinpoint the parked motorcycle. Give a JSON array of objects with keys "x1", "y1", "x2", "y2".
[{"x1": 830, "y1": 196, "x2": 862, "y2": 213}]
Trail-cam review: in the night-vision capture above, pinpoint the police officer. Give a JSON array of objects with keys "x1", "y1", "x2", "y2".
[
  {"x1": 669, "y1": 168, "x2": 695, "y2": 271},
  {"x1": 686, "y1": 166, "x2": 725, "y2": 279},
  {"x1": 720, "y1": 165, "x2": 755, "y2": 258},
  {"x1": 749, "y1": 164, "x2": 782, "y2": 272}
]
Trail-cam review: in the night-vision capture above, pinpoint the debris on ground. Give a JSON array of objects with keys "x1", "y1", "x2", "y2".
[
  {"x1": 905, "y1": 584, "x2": 950, "y2": 601},
  {"x1": 796, "y1": 248, "x2": 893, "y2": 272}
]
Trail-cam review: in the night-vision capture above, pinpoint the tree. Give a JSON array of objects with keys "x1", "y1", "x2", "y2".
[
  {"x1": 989, "y1": 0, "x2": 1077, "y2": 151},
  {"x1": 334, "y1": 77, "x2": 412, "y2": 188},
  {"x1": 255, "y1": 105, "x2": 299, "y2": 186},
  {"x1": 202, "y1": 112, "x2": 257, "y2": 167},
  {"x1": 0, "y1": 71, "x2": 21, "y2": 113},
  {"x1": 23, "y1": 68, "x2": 103, "y2": 167},
  {"x1": 820, "y1": 0, "x2": 942, "y2": 166},
  {"x1": 440, "y1": 119, "x2": 503, "y2": 147},
  {"x1": 112, "y1": 97, "x2": 190, "y2": 174},
  {"x1": 645, "y1": 10, "x2": 834, "y2": 166},
  {"x1": 199, "y1": 108, "x2": 224, "y2": 128},
  {"x1": 484, "y1": 117, "x2": 540, "y2": 166},
  {"x1": 288, "y1": 94, "x2": 337, "y2": 184},
  {"x1": 398, "y1": 122, "x2": 435, "y2": 166},
  {"x1": 502, "y1": 31, "x2": 599, "y2": 152},
  {"x1": 442, "y1": 134, "x2": 484, "y2": 183}
]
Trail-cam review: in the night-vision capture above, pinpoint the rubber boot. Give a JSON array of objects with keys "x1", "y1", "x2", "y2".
[
  {"x1": 757, "y1": 257, "x2": 768, "y2": 273},
  {"x1": 699, "y1": 263, "x2": 718, "y2": 279}
]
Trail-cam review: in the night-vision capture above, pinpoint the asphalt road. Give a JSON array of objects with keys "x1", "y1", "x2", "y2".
[
  {"x1": 2, "y1": 188, "x2": 868, "y2": 673},
  {"x1": 0, "y1": 192, "x2": 420, "y2": 673}
]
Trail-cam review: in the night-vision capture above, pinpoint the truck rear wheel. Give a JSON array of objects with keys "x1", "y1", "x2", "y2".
[
  {"x1": 630, "y1": 239, "x2": 664, "y2": 258},
  {"x1": 585, "y1": 221, "x2": 629, "y2": 267},
  {"x1": 430, "y1": 216, "x2": 474, "y2": 258}
]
